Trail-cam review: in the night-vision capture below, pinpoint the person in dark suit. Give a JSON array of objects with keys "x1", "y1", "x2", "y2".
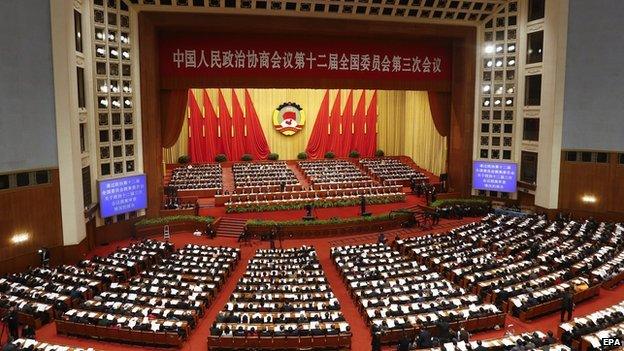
[
  {"x1": 397, "y1": 331, "x2": 411, "y2": 351},
  {"x1": 21, "y1": 323, "x2": 35, "y2": 339},
  {"x1": 436, "y1": 317, "x2": 450, "y2": 343},
  {"x1": 417, "y1": 328, "x2": 432, "y2": 348},
  {"x1": 210, "y1": 322, "x2": 222, "y2": 336},
  {"x1": 561, "y1": 288, "x2": 574, "y2": 322},
  {"x1": 371, "y1": 332, "x2": 381, "y2": 351},
  {"x1": 474, "y1": 340, "x2": 487, "y2": 351},
  {"x1": 457, "y1": 327, "x2": 469, "y2": 343},
  {"x1": 544, "y1": 330, "x2": 556, "y2": 344},
  {"x1": 2, "y1": 343, "x2": 18, "y2": 351},
  {"x1": 6, "y1": 307, "x2": 19, "y2": 341}
]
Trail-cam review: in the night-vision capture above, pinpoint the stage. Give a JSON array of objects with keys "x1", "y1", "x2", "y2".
[{"x1": 198, "y1": 190, "x2": 427, "y2": 220}]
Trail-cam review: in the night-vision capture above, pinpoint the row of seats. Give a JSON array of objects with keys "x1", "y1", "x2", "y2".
[
  {"x1": 559, "y1": 300, "x2": 624, "y2": 350},
  {"x1": 359, "y1": 158, "x2": 428, "y2": 183},
  {"x1": 57, "y1": 243, "x2": 239, "y2": 347},
  {"x1": 298, "y1": 159, "x2": 371, "y2": 184},
  {"x1": 224, "y1": 185, "x2": 405, "y2": 210},
  {"x1": 0, "y1": 243, "x2": 147, "y2": 330},
  {"x1": 168, "y1": 163, "x2": 223, "y2": 190},
  {"x1": 417, "y1": 331, "x2": 566, "y2": 351},
  {"x1": 331, "y1": 242, "x2": 504, "y2": 345},
  {"x1": 210, "y1": 246, "x2": 351, "y2": 349},
  {"x1": 232, "y1": 161, "x2": 299, "y2": 187},
  {"x1": 395, "y1": 214, "x2": 623, "y2": 323},
  {"x1": 9, "y1": 338, "x2": 99, "y2": 351}
]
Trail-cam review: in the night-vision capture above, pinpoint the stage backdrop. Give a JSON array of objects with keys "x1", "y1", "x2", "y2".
[{"x1": 164, "y1": 89, "x2": 447, "y2": 175}]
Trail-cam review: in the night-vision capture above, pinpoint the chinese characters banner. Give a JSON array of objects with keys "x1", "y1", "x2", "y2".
[{"x1": 159, "y1": 34, "x2": 452, "y2": 82}]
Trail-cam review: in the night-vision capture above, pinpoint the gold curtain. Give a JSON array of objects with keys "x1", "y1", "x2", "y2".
[
  {"x1": 376, "y1": 90, "x2": 447, "y2": 175},
  {"x1": 402, "y1": 91, "x2": 447, "y2": 175},
  {"x1": 163, "y1": 89, "x2": 447, "y2": 175}
]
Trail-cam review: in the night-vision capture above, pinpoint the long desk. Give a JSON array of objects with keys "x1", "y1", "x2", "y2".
[
  {"x1": 11, "y1": 338, "x2": 101, "y2": 351},
  {"x1": 374, "y1": 313, "x2": 507, "y2": 345},
  {"x1": 215, "y1": 185, "x2": 403, "y2": 206},
  {"x1": 56, "y1": 319, "x2": 184, "y2": 348},
  {"x1": 207, "y1": 334, "x2": 351, "y2": 350},
  {"x1": 517, "y1": 285, "x2": 601, "y2": 322},
  {"x1": 599, "y1": 270, "x2": 624, "y2": 290}
]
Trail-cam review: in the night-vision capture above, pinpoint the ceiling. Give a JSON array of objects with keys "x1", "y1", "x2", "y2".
[{"x1": 124, "y1": 0, "x2": 510, "y2": 26}]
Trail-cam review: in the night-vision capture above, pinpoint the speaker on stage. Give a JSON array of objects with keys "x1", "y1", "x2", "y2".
[
  {"x1": 360, "y1": 195, "x2": 371, "y2": 217},
  {"x1": 303, "y1": 204, "x2": 315, "y2": 221}
]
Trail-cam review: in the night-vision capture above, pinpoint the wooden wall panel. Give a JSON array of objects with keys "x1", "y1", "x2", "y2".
[
  {"x1": 139, "y1": 14, "x2": 163, "y2": 217},
  {"x1": 94, "y1": 218, "x2": 139, "y2": 246},
  {"x1": 0, "y1": 169, "x2": 63, "y2": 264},
  {"x1": 558, "y1": 152, "x2": 624, "y2": 219},
  {"x1": 448, "y1": 36, "x2": 476, "y2": 196},
  {"x1": 0, "y1": 170, "x2": 95, "y2": 275}
]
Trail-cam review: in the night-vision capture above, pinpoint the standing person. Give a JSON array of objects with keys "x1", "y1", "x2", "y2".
[
  {"x1": 6, "y1": 307, "x2": 19, "y2": 341},
  {"x1": 436, "y1": 317, "x2": 450, "y2": 343},
  {"x1": 276, "y1": 225, "x2": 283, "y2": 249},
  {"x1": 561, "y1": 288, "x2": 574, "y2": 322},
  {"x1": 269, "y1": 226, "x2": 276, "y2": 250},
  {"x1": 21, "y1": 323, "x2": 35, "y2": 339},
  {"x1": 205, "y1": 223, "x2": 216, "y2": 238},
  {"x1": 371, "y1": 332, "x2": 381, "y2": 351},
  {"x1": 397, "y1": 331, "x2": 411, "y2": 351},
  {"x1": 377, "y1": 230, "x2": 386, "y2": 245}
]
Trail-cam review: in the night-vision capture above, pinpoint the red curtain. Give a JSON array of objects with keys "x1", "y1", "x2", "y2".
[
  {"x1": 305, "y1": 90, "x2": 330, "y2": 159},
  {"x1": 351, "y1": 91, "x2": 366, "y2": 155},
  {"x1": 339, "y1": 91, "x2": 354, "y2": 157},
  {"x1": 427, "y1": 91, "x2": 451, "y2": 138},
  {"x1": 161, "y1": 89, "x2": 188, "y2": 148},
  {"x1": 202, "y1": 89, "x2": 218, "y2": 162},
  {"x1": 230, "y1": 90, "x2": 246, "y2": 161},
  {"x1": 328, "y1": 90, "x2": 342, "y2": 155},
  {"x1": 217, "y1": 89, "x2": 232, "y2": 158},
  {"x1": 364, "y1": 91, "x2": 378, "y2": 157},
  {"x1": 187, "y1": 91, "x2": 207, "y2": 162},
  {"x1": 244, "y1": 89, "x2": 271, "y2": 160}
]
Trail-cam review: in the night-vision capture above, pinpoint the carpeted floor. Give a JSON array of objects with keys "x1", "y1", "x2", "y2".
[{"x1": 5, "y1": 217, "x2": 624, "y2": 351}]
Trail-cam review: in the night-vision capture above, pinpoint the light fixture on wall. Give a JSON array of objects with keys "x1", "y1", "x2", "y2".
[
  {"x1": 581, "y1": 195, "x2": 597, "y2": 204},
  {"x1": 11, "y1": 233, "x2": 30, "y2": 244}
]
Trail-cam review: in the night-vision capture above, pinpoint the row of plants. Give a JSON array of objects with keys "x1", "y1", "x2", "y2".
[
  {"x1": 430, "y1": 198, "x2": 491, "y2": 208},
  {"x1": 134, "y1": 215, "x2": 214, "y2": 227},
  {"x1": 177, "y1": 149, "x2": 386, "y2": 164},
  {"x1": 225, "y1": 194, "x2": 405, "y2": 213},
  {"x1": 246, "y1": 211, "x2": 411, "y2": 227}
]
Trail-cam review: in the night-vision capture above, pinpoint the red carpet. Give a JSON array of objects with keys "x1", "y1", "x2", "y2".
[{"x1": 6, "y1": 220, "x2": 624, "y2": 350}]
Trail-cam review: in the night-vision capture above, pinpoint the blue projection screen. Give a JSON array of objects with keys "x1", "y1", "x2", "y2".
[
  {"x1": 98, "y1": 174, "x2": 147, "y2": 218},
  {"x1": 472, "y1": 161, "x2": 517, "y2": 193}
]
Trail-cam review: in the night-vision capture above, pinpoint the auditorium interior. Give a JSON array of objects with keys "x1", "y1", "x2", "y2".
[{"x1": 2, "y1": 0, "x2": 624, "y2": 350}]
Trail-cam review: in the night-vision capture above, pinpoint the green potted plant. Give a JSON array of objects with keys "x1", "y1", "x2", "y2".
[
  {"x1": 324, "y1": 151, "x2": 335, "y2": 159},
  {"x1": 215, "y1": 154, "x2": 227, "y2": 163},
  {"x1": 297, "y1": 152, "x2": 308, "y2": 160},
  {"x1": 241, "y1": 154, "x2": 253, "y2": 161},
  {"x1": 375, "y1": 149, "x2": 385, "y2": 157},
  {"x1": 268, "y1": 153, "x2": 279, "y2": 160},
  {"x1": 177, "y1": 155, "x2": 190, "y2": 164},
  {"x1": 349, "y1": 150, "x2": 360, "y2": 158}
]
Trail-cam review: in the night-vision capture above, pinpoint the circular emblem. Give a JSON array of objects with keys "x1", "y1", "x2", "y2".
[{"x1": 272, "y1": 102, "x2": 306, "y2": 136}]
